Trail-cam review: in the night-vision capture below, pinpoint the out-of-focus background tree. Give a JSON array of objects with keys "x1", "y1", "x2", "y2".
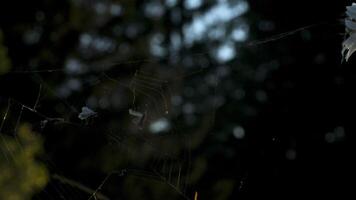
[{"x1": 0, "y1": 0, "x2": 353, "y2": 199}]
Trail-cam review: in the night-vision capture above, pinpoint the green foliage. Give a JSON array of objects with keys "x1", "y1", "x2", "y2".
[{"x1": 0, "y1": 124, "x2": 49, "y2": 200}]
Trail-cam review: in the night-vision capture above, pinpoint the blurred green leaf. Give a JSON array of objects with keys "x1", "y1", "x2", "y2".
[{"x1": 0, "y1": 124, "x2": 49, "y2": 200}]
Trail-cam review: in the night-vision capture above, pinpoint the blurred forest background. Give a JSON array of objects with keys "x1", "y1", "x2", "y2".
[{"x1": 0, "y1": 0, "x2": 354, "y2": 199}]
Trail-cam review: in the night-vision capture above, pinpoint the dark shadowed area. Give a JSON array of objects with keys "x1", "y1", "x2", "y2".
[{"x1": 0, "y1": 0, "x2": 354, "y2": 199}]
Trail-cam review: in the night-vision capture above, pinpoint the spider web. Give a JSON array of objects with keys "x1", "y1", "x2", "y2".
[
  {"x1": 0, "y1": 14, "x2": 342, "y2": 200},
  {"x1": 0, "y1": 54, "x2": 220, "y2": 200}
]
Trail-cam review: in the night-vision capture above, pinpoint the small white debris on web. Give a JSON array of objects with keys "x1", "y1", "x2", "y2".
[
  {"x1": 128, "y1": 109, "x2": 143, "y2": 118},
  {"x1": 78, "y1": 106, "x2": 97, "y2": 120},
  {"x1": 40, "y1": 120, "x2": 48, "y2": 129},
  {"x1": 343, "y1": 3, "x2": 356, "y2": 61},
  {"x1": 128, "y1": 108, "x2": 146, "y2": 127}
]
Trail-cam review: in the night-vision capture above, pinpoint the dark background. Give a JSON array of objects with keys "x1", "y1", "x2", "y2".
[{"x1": 0, "y1": 0, "x2": 354, "y2": 199}]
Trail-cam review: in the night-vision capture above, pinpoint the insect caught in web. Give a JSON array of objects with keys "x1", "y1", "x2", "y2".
[{"x1": 78, "y1": 106, "x2": 97, "y2": 120}]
